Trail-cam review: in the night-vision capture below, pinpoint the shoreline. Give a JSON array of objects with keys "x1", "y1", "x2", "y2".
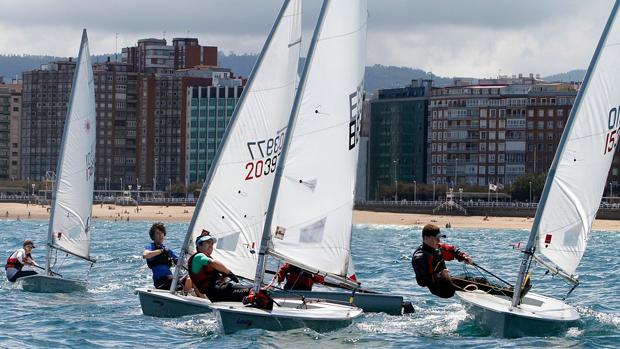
[{"x1": 2, "y1": 202, "x2": 620, "y2": 231}]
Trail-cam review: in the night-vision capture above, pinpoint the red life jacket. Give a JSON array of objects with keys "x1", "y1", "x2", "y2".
[
  {"x1": 5, "y1": 250, "x2": 25, "y2": 270},
  {"x1": 188, "y1": 253, "x2": 220, "y2": 293},
  {"x1": 278, "y1": 264, "x2": 316, "y2": 290}
]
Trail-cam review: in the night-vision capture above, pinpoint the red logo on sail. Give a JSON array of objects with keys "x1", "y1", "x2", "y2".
[{"x1": 544, "y1": 234, "x2": 552, "y2": 247}]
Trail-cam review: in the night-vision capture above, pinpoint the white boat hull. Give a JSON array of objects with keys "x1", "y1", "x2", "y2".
[
  {"x1": 135, "y1": 287, "x2": 212, "y2": 317},
  {"x1": 20, "y1": 275, "x2": 87, "y2": 293},
  {"x1": 456, "y1": 290, "x2": 580, "y2": 337},
  {"x1": 211, "y1": 298, "x2": 363, "y2": 334}
]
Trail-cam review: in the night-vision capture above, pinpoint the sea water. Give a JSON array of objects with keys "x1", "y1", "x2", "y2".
[{"x1": 0, "y1": 219, "x2": 618, "y2": 348}]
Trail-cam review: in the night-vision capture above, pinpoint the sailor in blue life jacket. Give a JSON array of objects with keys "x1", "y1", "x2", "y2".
[
  {"x1": 411, "y1": 224, "x2": 474, "y2": 298},
  {"x1": 142, "y1": 222, "x2": 191, "y2": 291},
  {"x1": 5, "y1": 239, "x2": 40, "y2": 282},
  {"x1": 188, "y1": 234, "x2": 250, "y2": 302}
]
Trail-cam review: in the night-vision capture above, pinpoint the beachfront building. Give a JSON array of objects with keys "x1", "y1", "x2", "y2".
[
  {"x1": 368, "y1": 79, "x2": 430, "y2": 200},
  {"x1": 0, "y1": 84, "x2": 12, "y2": 179},
  {"x1": 122, "y1": 37, "x2": 217, "y2": 74},
  {"x1": 185, "y1": 83, "x2": 243, "y2": 186},
  {"x1": 429, "y1": 75, "x2": 578, "y2": 188},
  {"x1": 2, "y1": 81, "x2": 23, "y2": 181},
  {"x1": 21, "y1": 60, "x2": 76, "y2": 182}
]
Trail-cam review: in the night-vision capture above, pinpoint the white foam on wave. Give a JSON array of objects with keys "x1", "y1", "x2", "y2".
[
  {"x1": 88, "y1": 283, "x2": 122, "y2": 293},
  {"x1": 354, "y1": 303, "x2": 466, "y2": 336},
  {"x1": 163, "y1": 317, "x2": 219, "y2": 335},
  {"x1": 577, "y1": 306, "x2": 620, "y2": 329}
]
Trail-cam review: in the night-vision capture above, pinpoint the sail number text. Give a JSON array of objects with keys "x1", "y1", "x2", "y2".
[
  {"x1": 604, "y1": 107, "x2": 620, "y2": 154},
  {"x1": 245, "y1": 129, "x2": 286, "y2": 180}
]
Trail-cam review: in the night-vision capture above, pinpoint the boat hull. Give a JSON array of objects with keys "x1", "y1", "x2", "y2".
[
  {"x1": 135, "y1": 287, "x2": 212, "y2": 317},
  {"x1": 136, "y1": 287, "x2": 406, "y2": 318},
  {"x1": 211, "y1": 299, "x2": 363, "y2": 334},
  {"x1": 20, "y1": 275, "x2": 86, "y2": 293},
  {"x1": 456, "y1": 290, "x2": 580, "y2": 337}
]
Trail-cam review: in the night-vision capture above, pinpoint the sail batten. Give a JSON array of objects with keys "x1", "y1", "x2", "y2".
[{"x1": 46, "y1": 29, "x2": 96, "y2": 265}]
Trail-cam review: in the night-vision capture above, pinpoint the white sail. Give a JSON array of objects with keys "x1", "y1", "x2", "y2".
[
  {"x1": 533, "y1": 5, "x2": 620, "y2": 275},
  {"x1": 48, "y1": 29, "x2": 96, "y2": 262},
  {"x1": 181, "y1": 0, "x2": 302, "y2": 280},
  {"x1": 269, "y1": 0, "x2": 367, "y2": 277}
]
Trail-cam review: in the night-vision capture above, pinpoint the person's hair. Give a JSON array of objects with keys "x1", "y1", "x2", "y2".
[
  {"x1": 422, "y1": 224, "x2": 440, "y2": 237},
  {"x1": 149, "y1": 222, "x2": 166, "y2": 241}
]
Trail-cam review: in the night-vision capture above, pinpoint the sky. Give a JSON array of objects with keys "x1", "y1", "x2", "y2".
[{"x1": 0, "y1": 0, "x2": 615, "y2": 77}]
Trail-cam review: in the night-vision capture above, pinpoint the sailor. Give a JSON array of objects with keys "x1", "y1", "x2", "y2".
[
  {"x1": 188, "y1": 234, "x2": 249, "y2": 302},
  {"x1": 5, "y1": 239, "x2": 39, "y2": 282},
  {"x1": 411, "y1": 224, "x2": 473, "y2": 298},
  {"x1": 143, "y1": 222, "x2": 189, "y2": 291},
  {"x1": 276, "y1": 263, "x2": 324, "y2": 290}
]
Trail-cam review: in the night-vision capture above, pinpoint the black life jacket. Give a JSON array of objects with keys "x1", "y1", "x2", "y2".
[
  {"x1": 146, "y1": 243, "x2": 173, "y2": 269},
  {"x1": 188, "y1": 253, "x2": 220, "y2": 293}
]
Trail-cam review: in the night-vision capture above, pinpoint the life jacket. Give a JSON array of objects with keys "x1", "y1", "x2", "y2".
[
  {"x1": 146, "y1": 243, "x2": 173, "y2": 269},
  {"x1": 439, "y1": 243, "x2": 466, "y2": 262},
  {"x1": 5, "y1": 250, "x2": 25, "y2": 270},
  {"x1": 188, "y1": 253, "x2": 220, "y2": 293}
]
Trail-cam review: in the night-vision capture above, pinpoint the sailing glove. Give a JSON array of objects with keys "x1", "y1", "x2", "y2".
[{"x1": 227, "y1": 272, "x2": 240, "y2": 283}]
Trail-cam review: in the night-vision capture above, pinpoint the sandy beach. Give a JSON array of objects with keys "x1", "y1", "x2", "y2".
[{"x1": 2, "y1": 202, "x2": 620, "y2": 231}]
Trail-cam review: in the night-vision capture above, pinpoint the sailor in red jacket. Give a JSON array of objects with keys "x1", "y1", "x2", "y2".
[
  {"x1": 276, "y1": 263, "x2": 325, "y2": 290},
  {"x1": 5, "y1": 239, "x2": 40, "y2": 282}
]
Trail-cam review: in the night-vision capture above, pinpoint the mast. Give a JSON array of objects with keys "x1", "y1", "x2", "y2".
[
  {"x1": 46, "y1": 29, "x2": 92, "y2": 274},
  {"x1": 170, "y1": 0, "x2": 296, "y2": 292},
  {"x1": 511, "y1": 1, "x2": 620, "y2": 308},
  {"x1": 252, "y1": 0, "x2": 331, "y2": 293}
]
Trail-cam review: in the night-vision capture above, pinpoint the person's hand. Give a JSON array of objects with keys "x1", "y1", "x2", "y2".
[
  {"x1": 440, "y1": 269, "x2": 451, "y2": 280},
  {"x1": 227, "y1": 271, "x2": 240, "y2": 283},
  {"x1": 460, "y1": 252, "x2": 473, "y2": 265},
  {"x1": 161, "y1": 248, "x2": 170, "y2": 258}
]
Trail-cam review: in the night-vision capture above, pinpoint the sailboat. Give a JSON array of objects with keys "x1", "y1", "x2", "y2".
[
  {"x1": 20, "y1": 29, "x2": 97, "y2": 293},
  {"x1": 210, "y1": 0, "x2": 367, "y2": 333},
  {"x1": 456, "y1": 0, "x2": 620, "y2": 337},
  {"x1": 136, "y1": 0, "x2": 303, "y2": 317}
]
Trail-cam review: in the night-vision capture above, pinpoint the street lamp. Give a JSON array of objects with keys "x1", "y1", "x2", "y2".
[
  {"x1": 459, "y1": 187, "x2": 463, "y2": 202},
  {"x1": 31, "y1": 183, "x2": 35, "y2": 196},
  {"x1": 432, "y1": 179, "x2": 436, "y2": 202},
  {"x1": 610, "y1": 182, "x2": 613, "y2": 203},
  {"x1": 529, "y1": 181, "x2": 532, "y2": 204},
  {"x1": 120, "y1": 177, "x2": 123, "y2": 195},
  {"x1": 414, "y1": 180, "x2": 417, "y2": 202},
  {"x1": 454, "y1": 158, "x2": 458, "y2": 188}
]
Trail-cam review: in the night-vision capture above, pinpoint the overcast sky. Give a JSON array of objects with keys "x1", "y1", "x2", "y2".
[{"x1": 0, "y1": 0, "x2": 615, "y2": 77}]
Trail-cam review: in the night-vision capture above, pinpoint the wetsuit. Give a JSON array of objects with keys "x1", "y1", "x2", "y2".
[
  {"x1": 276, "y1": 263, "x2": 324, "y2": 290},
  {"x1": 5, "y1": 249, "x2": 38, "y2": 282},
  {"x1": 411, "y1": 243, "x2": 467, "y2": 298},
  {"x1": 188, "y1": 252, "x2": 249, "y2": 302},
  {"x1": 144, "y1": 243, "x2": 179, "y2": 290}
]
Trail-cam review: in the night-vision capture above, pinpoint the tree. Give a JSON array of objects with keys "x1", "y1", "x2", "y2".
[{"x1": 511, "y1": 173, "x2": 546, "y2": 202}]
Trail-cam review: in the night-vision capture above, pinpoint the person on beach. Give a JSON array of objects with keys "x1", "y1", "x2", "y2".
[
  {"x1": 143, "y1": 222, "x2": 190, "y2": 291},
  {"x1": 5, "y1": 239, "x2": 40, "y2": 282},
  {"x1": 411, "y1": 224, "x2": 474, "y2": 298},
  {"x1": 276, "y1": 263, "x2": 324, "y2": 290},
  {"x1": 188, "y1": 234, "x2": 249, "y2": 302}
]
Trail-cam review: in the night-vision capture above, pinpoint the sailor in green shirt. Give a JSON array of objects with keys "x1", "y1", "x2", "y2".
[{"x1": 188, "y1": 234, "x2": 249, "y2": 301}]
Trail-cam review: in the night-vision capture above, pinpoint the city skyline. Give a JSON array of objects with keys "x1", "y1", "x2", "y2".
[{"x1": 0, "y1": 0, "x2": 615, "y2": 78}]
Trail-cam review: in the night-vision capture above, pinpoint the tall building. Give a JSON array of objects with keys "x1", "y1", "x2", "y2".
[
  {"x1": 429, "y1": 75, "x2": 578, "y2": 188},
  {"x1": 6, "y1": 82, "x2": 22, "y2": 180},
  {"x1": 185, "y1": 85, "x2": 243, "y2": 185},
  {"x1": 0, "y1": 84, "x2": 11, "y2": 179},
  {"x1": 368, "y1": 80, "x2": 430, "y2": 200},
  {"x1": 93, "y1": 61, "x2": 139, "y2": 191},
  {"x1": 122, "y1": 37, "x2": 218, "y2": 74},
  {"x1": 21, "y1": 60, "x2": 76, "y2": 182}
]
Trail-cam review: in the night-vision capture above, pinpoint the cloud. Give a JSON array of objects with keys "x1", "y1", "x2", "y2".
[{"x1": 0, "y1": 0, "x2": 616, "y2": 76}]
